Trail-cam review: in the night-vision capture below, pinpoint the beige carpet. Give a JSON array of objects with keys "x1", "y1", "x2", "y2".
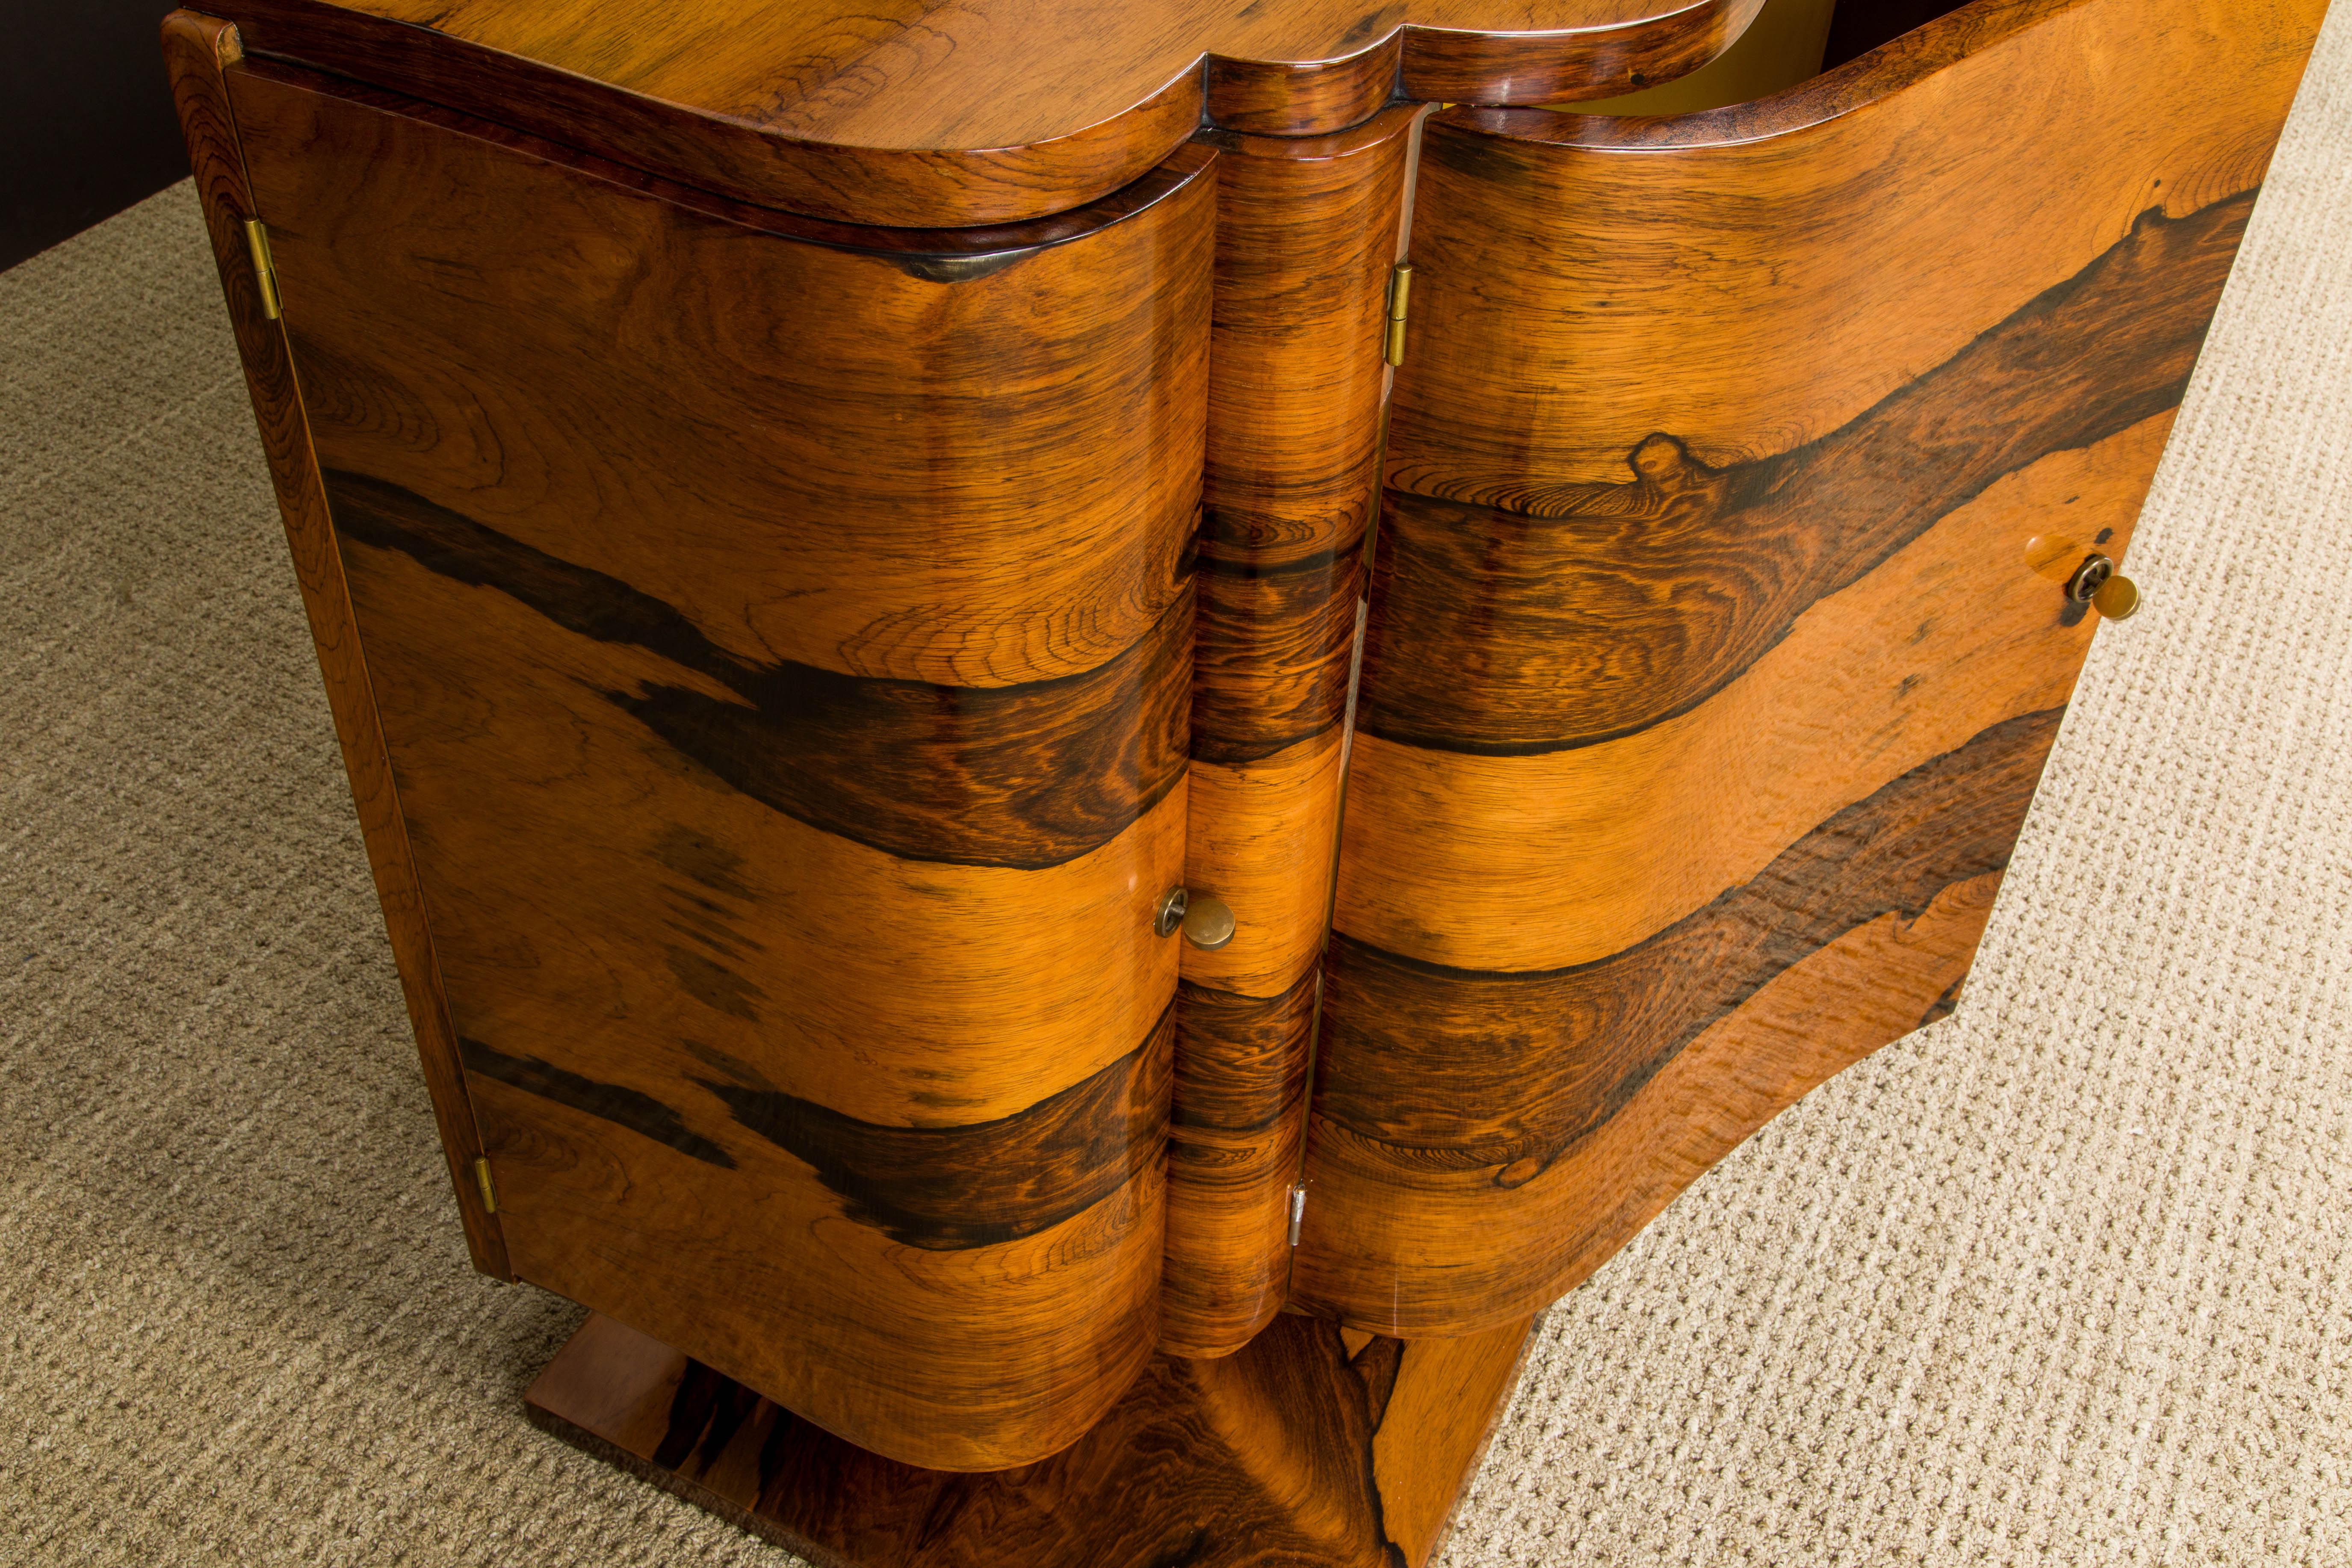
[{"x1": 6, "y1": 17, "x2": 2351, "y2": 1564}]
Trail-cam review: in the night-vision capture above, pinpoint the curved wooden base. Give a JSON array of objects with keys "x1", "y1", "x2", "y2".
[{"x1": 525, "y1": 1311, "x2": 1534, "y2": 1568}]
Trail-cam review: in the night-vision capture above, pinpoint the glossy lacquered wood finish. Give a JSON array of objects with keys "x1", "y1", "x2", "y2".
[
  {"x1": 1404, "y1": 0, "x2": 1768, "y2": 103},
  {"x1": 219, "y1": 53, "x2": 1215, "y2": 1470},
  {"x1": 1205, "y1": 38, "x2": 1404, "y2": 139},
  {"x1": 1560, "y1": 0, "x2": 1834, "y2": 115},
  {"x1": 162, "y1": 13, "x2": 509, "y2": 1278},
  {"x1": 526, "y1": 1309, "x2": 1534, "y2": 1568},
  {"x1": 1161, "y1": 108, "x2": 1417, "y2": 1358},
  {"x1": 1295, "y1": 0, "x2": 2325, "y2": 1335},
  {"x1": 1166, "y1": 971, "x2": 1322, "y2": 1358},
  {"x1": 200, "y1": 0, "x2": 1767, "y2": 225}
]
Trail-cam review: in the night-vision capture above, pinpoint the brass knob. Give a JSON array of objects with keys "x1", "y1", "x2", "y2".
[
  {"x1": 1153, "y1": 887, "x2": 1237, "y2": 949},
  {"x1": 2064, "y1": 552, "x2": 2140, "y2": 622},
  {"x1": 2091, "y1": 573, "x2": 2140, "y2": 621},
  {"x1": 1180, "y1": 895, "x2": 1236, "y2": 952}
]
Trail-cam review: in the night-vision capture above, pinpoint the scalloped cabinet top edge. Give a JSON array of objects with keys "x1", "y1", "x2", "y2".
[{"x1": 195, "y1": 0, "x2": 1769, "y2": 223}]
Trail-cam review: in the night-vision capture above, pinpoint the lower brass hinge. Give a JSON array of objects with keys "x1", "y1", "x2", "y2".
[
  {"x1": 242, "y1": 217, "x2": 282, "y2": 320},
  {"x1": 1288, "y1": 1183, "x2": 1307, "y2": 1247},
  {"x1": 1383, "y1": 260, "x2": 1414, "y2": 368},
  {"x1": 471, "y1": 1155, "x2": 499, "y2": 1214}
]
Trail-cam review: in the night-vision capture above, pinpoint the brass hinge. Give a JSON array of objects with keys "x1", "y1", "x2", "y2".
[
  {"x1": 1383, "y1": 260, "x2": 1413, "y2": 368},
  {"x1": 471, "y1": 1155, "x2": 499, "y2": 1214},
  {"x1": 242, "y1": 217, "x2": 282, "y2": 320},
  {"x1": 1287, "y1": 1183, "x2": 1306, "y2": 1247}
]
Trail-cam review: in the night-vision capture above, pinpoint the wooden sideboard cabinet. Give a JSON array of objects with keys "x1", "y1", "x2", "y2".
[{"x1": 163, "y1": 0, "x2": 2324, "y2": 1559}]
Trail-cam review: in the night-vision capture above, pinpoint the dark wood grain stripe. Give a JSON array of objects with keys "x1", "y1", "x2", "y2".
[
  {"x1": 325, "y1": 470, "x2": 1189, "y2": 871},
  {"x1": 465, "y1": 1011, "x2": 1170, "y2": 1249},
  {"x1": 1190, "y1": 543, "x2": 1364, "y2": 764},
  {"x1": 1315, "y1": 706, "x2": 2060, "y2": 1179},
  {"x1": 1162, "y1": 969, "x2": 1318, "y2": 1351},
  {"x1": 696, "y1": 1004, "x2": 1173, "y2": 1252},
  {"x1": 1360, "y1": 191, "x2": 2254, "y2": 756},
  {"x1": 1172, "y1": 971, "x2": 1318, "y2": 1151},
  {"x1": 461, "y1": 1037, "x2": 739, "y2": 1169}
]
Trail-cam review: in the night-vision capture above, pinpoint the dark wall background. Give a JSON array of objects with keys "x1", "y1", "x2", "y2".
[
  {"x1": 2, "y1": 0, "x2": 189, "y2": 271},
  {"x1": 1823, "y1": 0, "x2": 1974, "y2": 68}
]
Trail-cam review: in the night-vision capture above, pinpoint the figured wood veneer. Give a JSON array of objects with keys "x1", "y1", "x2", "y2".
[
  {"x1": 1296, "y1": 0, "x2": 2325, "y2": 1336},
  {"x1": 195, "y1": 0, "x2": 1769, "y2": 224},
  {"x1": 526, "y1": 1309, "x2": 1534, "y2": 1568}
]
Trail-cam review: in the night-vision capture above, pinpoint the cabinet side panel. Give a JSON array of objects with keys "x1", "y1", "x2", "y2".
[
  {"x1": 1296, "y1": 0, "x2": 2325, "y2": 1335},
  {"x1": 161, "y1": 10, "x2": 508, "y2": 1277},
  {"x1": 1163, "y1": 110, "x2": 1414, "y2": 1357},
  {"x1": 224, "y1": 59, "x2": 1216, "y2": 1469}
]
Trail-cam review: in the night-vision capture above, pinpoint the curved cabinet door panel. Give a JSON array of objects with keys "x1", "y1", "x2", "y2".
[
  {"x1": 223, "y1": 57, "x2": 1214, "y2": 1470},
  {"x1": 1295, "y1": 0, "x2": 2325, "y2": 1336}
]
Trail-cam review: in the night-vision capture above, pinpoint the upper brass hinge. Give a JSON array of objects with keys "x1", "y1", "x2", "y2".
[
  {"x1": 1287, "y1": 1182, "x2": 1307, "y2": 1247},
  {"x1": 243, "y1": 217, "x2": 282, "y2": 320},
  {"x1": 471, "y1": 1155, "x2": 499, "y2": 1214},
  {"x1": 1383, "y1": 260, "x2": 1413, "y2": 368}
]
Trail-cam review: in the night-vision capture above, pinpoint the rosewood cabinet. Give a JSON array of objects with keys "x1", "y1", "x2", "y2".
[{"x1": 164, "y1": 0, "x2": 2324, "y2": 1559}]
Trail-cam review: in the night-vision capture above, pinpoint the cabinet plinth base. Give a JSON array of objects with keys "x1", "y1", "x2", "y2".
[{"x1": 524, "y1": 1309, "x2": 1534, "y2": 1568}]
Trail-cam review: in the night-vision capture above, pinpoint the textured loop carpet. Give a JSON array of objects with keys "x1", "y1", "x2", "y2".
[{"x1": 5, "y1": 12, "x2": 2350, "y2": 1562}]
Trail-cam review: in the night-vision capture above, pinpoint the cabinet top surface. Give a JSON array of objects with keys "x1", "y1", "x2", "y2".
[{"x1": 235, "y1": 0, "x2": 1740, "y2": 150}]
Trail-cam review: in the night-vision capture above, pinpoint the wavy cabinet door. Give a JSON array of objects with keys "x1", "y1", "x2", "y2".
[
  {"x1": 1296, "y1": 0, "x2": 2325, "y2": 1336},
  {"x1": 215, "y1": 58, "x2": 1211, "y2": 1469}
]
